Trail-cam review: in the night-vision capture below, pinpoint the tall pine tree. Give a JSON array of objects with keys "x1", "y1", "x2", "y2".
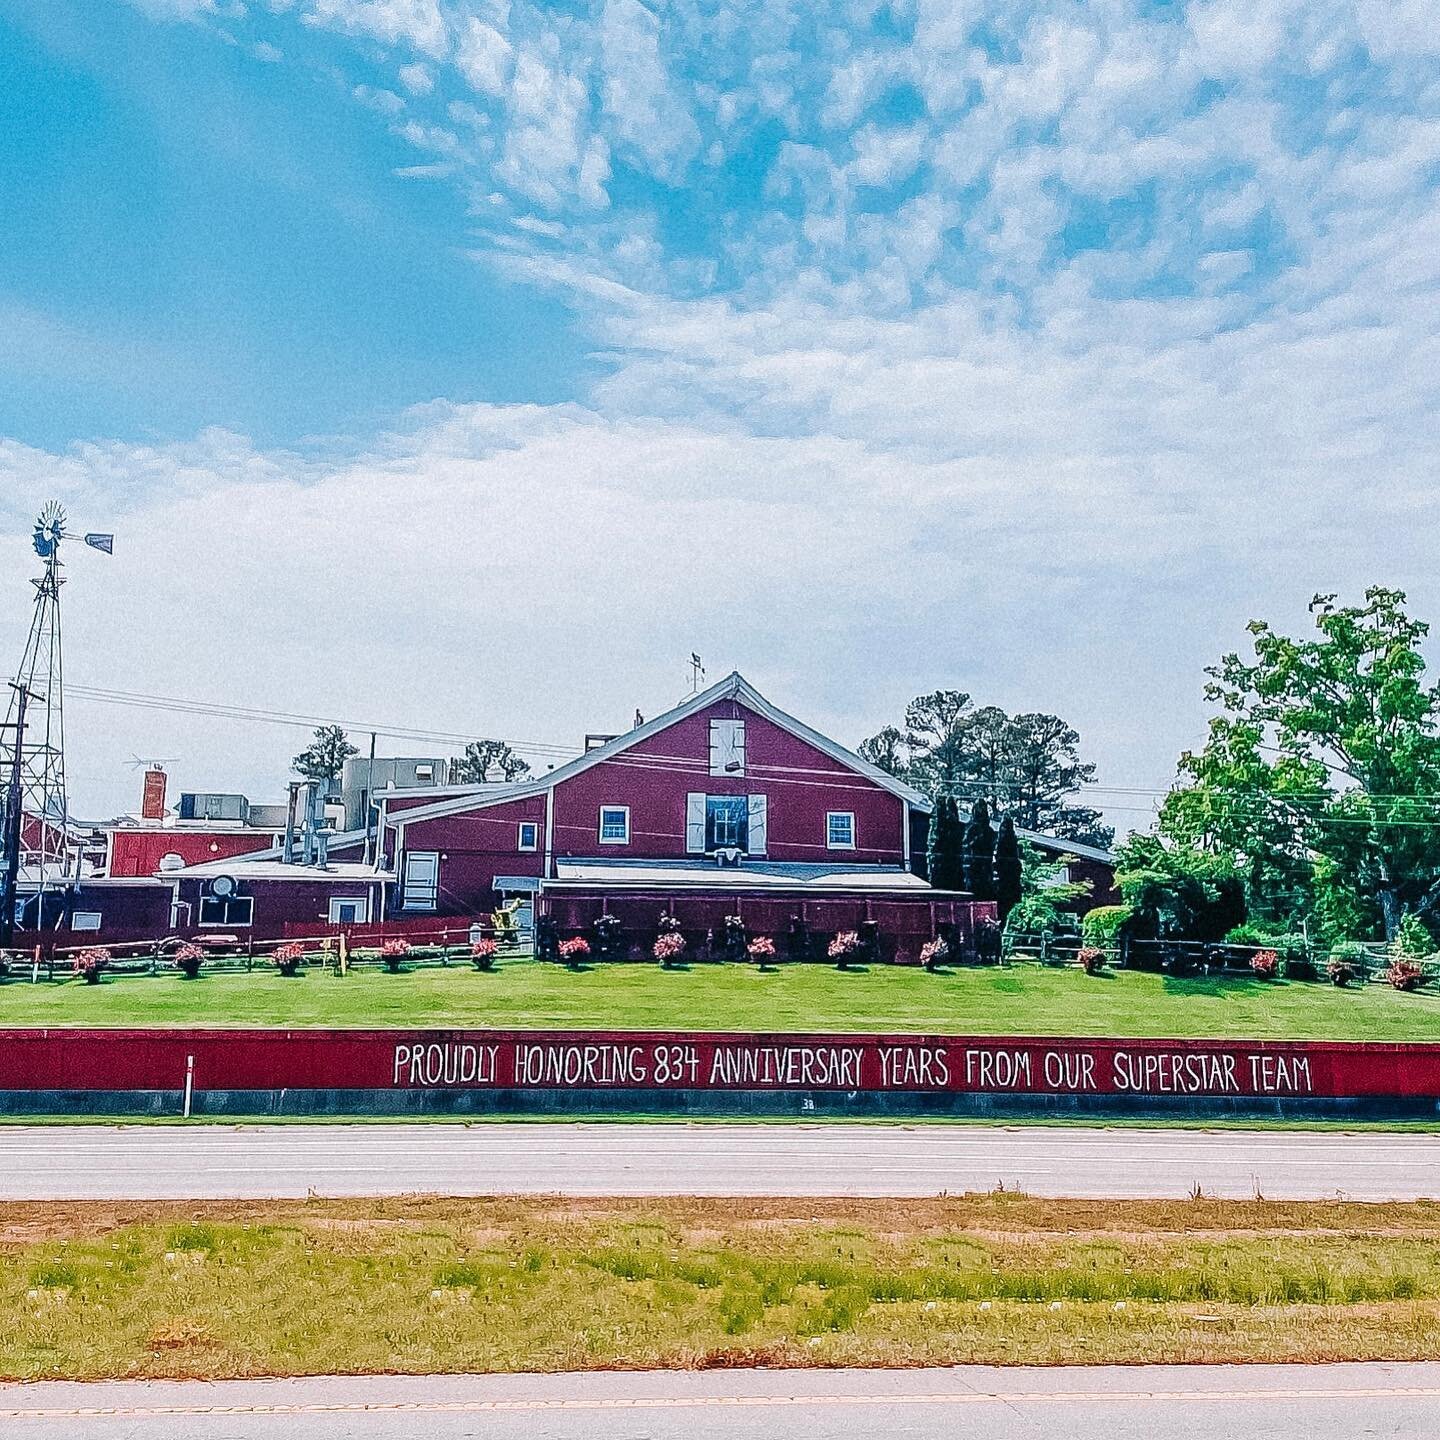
[
  {"x1": 964, "y1": 798, "x2": 997, "y2": 901},
  {"x1": 926, "y1": 795, "x2": 964, "y2": 890},
  {"x1": 994, "y1": 814, "x2": 1023, "y2": 923}
]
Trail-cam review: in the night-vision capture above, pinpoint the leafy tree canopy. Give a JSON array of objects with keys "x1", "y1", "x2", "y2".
[
  {"x1": 861, "y1": 691, "x2": 1113, "y2": 848},
  {"x1": 1159, "y1": 588, "x2": 1440, "y2": 940},
  {"x1": 454, "y1": 739, "x2": 532, "y2": 784},
  {"x1": 292, "y1": 725, "x2": 358, "y2": 783},
  {"x1": 1113, "y1": 834, "x2": 1246, "y2": 943}
]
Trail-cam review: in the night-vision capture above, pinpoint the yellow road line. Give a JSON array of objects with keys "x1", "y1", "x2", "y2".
[{"x1": 4, "y1": 1386, "x2": 1440, "y2": 1419}]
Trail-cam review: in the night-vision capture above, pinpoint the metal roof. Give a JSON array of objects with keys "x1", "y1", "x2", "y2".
[{"x1": 550, "y1": 857, "x2": 935, "y2": 893}]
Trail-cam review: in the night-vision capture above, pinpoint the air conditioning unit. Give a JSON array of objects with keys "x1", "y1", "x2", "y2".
[{"x1": 714, "y1": 847, "x2": 743, "y2": 867}]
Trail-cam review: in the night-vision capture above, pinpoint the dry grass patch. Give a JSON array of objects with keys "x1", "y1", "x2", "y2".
[{"x1": 3, "y1": 1194, "x2": 1440, "y2": 1379}]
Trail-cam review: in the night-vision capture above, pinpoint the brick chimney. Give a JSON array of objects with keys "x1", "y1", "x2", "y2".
[{"x1": 141, "y1": 767, "x2": 168, "y2": 822}]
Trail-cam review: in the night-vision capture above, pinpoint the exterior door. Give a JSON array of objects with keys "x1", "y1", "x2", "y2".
[{"x1": 402, "y1": 851, "x2": 439, "y2": 910}]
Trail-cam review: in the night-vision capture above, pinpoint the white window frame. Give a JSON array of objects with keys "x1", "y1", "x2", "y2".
[
  {"x1": 517, "y1": 821, "x2": 539, "y2": 852},
  {"x1": 709, "y1": 718, "x2": 747, "y2": 777},
  {"x1": 70, "y1": 910, "x2": 103, "y2": 932},
  {"x1": 328, "y1": 896, "x2": 370, "y2": 925},
  {"x1": 598, "y1": 805, "x2": 631, "y2": 845},
  {"x1": 198, "y1": 894, "x2": 254, "y2": 928},
  {"x1": 402, "y1": 850, "x2": 440, "y2": 911},
  {"x1": 826, "y1": 811, "x2": 856, "y2": 850}
]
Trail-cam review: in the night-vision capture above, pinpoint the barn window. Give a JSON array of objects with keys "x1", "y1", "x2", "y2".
[
  {"x1": 709, "y1": 718, "x2": 746, "y2": 776},
  {"x1": 598, "y1": 806, "x2": 630, "y2": 844},
  {"x1": 329, "y1": 896, "x2": 369, "y2": 925},
  {"x1": 517, "y1": 821, "x2": 539, "y2": 851},
  {"x1": 827, "y1": 812, "x2": 856, "y2": 849},
  {"x1": 706, "y1": 796, "x2": 748, "y2": 851},
  {"x1": 198, "y1": 894, "x2": 254, "y2": 927}
]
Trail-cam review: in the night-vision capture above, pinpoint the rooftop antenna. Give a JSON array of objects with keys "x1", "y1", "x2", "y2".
[
  {"x1": 0, "y1": 505, "x2": 113, "y2": 947},
  {"x1": 688, "y1": 653, "x2": 705, "y2": 696}
]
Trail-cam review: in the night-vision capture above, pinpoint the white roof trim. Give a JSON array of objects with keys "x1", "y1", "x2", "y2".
[{"x1": 385, "y1": 672, "x2": 930, "y2": 827}]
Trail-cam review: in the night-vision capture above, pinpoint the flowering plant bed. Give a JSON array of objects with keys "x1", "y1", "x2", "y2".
[
  {"x1": 654, "y1": 931, "x2": 687, "y2": 967},
  {"x1": 1385, "y1": 959, "x2": 1425, "y2": 992},
  {"x1": 72, "y1": 948, "x2": 110, "y2": 985},
  {"x1": 1250, "y1": 949, "x2": 1280, "y2": 981},
  {"x1": 173, "y1": 943, "x2": 204, "y2": 981},
  {"x1": 557, "y1": 936, "x2": 591, "y2": 967},
  {"x1": 378, "y1": 939, "x2": 412, "y2": 973},
  {"x1": 746, "y1": 936, "x2": 777, "y2": 970},
  {"x1": 272, "y1": 942, "x2": 305, "y2": 978}
]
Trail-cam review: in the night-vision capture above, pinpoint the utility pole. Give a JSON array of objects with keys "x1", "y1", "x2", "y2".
[
  {"x1": 0, "y1": 683, "x2": 32, "y2": 951},
  {"x1": 364, "y1": 729, "x2": 377, "y2": 866}
]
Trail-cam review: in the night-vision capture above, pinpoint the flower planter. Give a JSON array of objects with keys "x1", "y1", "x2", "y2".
[
  {"x1": 276, "y1": 959, "x2": 302, "y2": 978},
  {"x1": 178, "y1": 957, "x2": 202, "y2": 980}
]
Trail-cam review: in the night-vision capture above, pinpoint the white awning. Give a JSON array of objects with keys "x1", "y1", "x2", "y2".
[{"x1": 549, "y1": 858, "x2": 936, "y2": 893}]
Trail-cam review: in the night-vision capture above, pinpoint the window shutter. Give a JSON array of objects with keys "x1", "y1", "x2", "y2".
[
  {"x1": 710, "y1": 719, "x2": 746, "y2": 776},
  {"x1": 686, "y1": 793, "x2": 706, "y2": 853},
  {"x1": 747, "y1": 794, "x2": 767, "y2": 855}
]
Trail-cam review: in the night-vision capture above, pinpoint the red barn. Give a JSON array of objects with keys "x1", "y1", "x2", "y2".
[{"x1": 379, "y1": 672, "x2": 990, "y2": 961}]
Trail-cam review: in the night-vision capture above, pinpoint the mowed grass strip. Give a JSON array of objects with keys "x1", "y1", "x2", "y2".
[
  {"x1": 4, "y1": 1194, "x2": 1440, "y2": 1378},
  {"x1": 4, "y1": 958, "x2": 1440, "y2": 1039}
]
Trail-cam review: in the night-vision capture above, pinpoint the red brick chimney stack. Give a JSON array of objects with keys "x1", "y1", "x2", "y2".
[{"x1": 141, "y1": 767, "x2": 167, "y2": 822}]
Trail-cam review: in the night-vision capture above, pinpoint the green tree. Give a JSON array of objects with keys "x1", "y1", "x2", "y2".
[
  {"x1": 857, "y1": 725, "x2": 907, "y2": 777},
  {"x1": 1112, "y1": 834, "x2": 1246, "y2": 942},
  {"x1": 292, "y1": 725, "x2": 358, "y2": 782},
  {"x1": 926, "y1": 795, "x2": 964, "y2": 890},
  {"x1": 994, "y1": 814, "x2": 1023, "y2": 923},
  {"x1": 860, "y1": 693, "x2": 1112, "y2": 847},
  {"x1": 454, "y1": 739, "x2": 532, "y2": 784},
  {"x1": 1002, "y1": 842, "x2": 1093, "y2": 934},
  {"x1": 1160, "y1": 588, "x2": 1440, "y2": 939},
  {"x1": 964, "y1": 798, "x2": 997, "y2": 900}
]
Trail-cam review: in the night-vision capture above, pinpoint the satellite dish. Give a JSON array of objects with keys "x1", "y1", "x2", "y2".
[{"x1": 209, "y1": 875, "x2": 237, "y2": 898}]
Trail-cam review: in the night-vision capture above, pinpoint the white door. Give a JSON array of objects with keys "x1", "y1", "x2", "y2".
[{"x1": 402, "y1": 851, "x2": 439, "y2": 910}]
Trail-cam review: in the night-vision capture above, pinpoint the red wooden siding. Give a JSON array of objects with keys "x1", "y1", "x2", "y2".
[
  {"x1": 550, "y1": 700, "x2": 906, "y2": 866},
  {"x1": 106, "y1": 829, "x2": 277, "y2": 878}
]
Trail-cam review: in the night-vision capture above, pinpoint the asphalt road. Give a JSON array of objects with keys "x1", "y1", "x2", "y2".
[
  {"x1": 4, "y1": 1365, "x2": 1439, "y2": 1438},
  {"x1": 1, "y1": 1122, "x2": 1438, "y2": 1199}
]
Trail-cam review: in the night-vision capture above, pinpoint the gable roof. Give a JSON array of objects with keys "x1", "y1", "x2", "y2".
[{"x1": 384, "y1": 671, "x2": 931, "y2": 828}]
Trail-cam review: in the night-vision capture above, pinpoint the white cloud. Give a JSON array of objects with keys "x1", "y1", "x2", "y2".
[
  {"x1": 352, "y1": 84, "x2": 405, "y2": 115},
  {"x1": 397, "y1": 61, "x2": 434, "y2": 94},
  {"x1": 454, "y1": 17, "x2": 513, "y2": 98},
  {"x1": 847, "y1": 124, "x2": 927, "y2": 188},
  {"x1": 303, "y1": 0, "x2": 449, "y2": 58},
  {"x1": 598, "y1": 0, "x2": 700, "y2": 183}
]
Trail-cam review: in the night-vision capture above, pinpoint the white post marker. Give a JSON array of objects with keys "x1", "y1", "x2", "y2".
[{"x1": 183, "y1": 1054, "x2": 195, "y2": 1119}]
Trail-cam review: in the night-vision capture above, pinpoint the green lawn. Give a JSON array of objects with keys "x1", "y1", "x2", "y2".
[{"x1": 3, "y1": 957, "x2": 1439, "y2": 1038}]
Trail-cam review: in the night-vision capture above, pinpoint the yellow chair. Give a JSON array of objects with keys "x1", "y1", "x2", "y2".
[{"x1": 491, "y1": 901, "x2": 522, "y2": 947}]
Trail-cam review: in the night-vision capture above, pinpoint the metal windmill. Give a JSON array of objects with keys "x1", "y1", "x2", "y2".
[{"x1": 0, "y1": 504, "x2": 112, "y2": 946}]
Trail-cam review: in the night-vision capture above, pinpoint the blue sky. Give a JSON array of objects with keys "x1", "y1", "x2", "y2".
[{"x1": 2, "y1": 0, "x2": 1440, "y2": 825}]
